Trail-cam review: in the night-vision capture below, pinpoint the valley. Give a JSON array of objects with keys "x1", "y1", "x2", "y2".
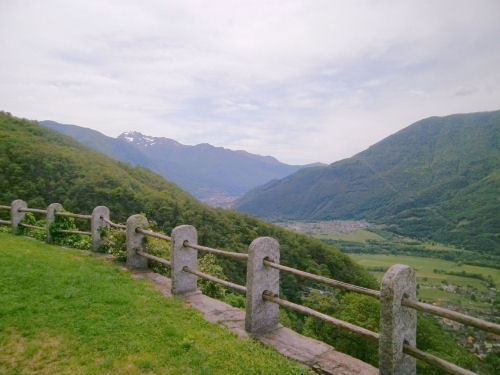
[
  {"x1": 236, "y1": 110, "x2": 500, "y2": 255},
  {"x1": 40, "y1": 122, "x2": 308, "y2": 207},
  {"x1": 2, "y1": 111, "x2": 498, "y2": 373},
  {"x1": 3, "y1": 3, "x2": 499, "y2": 373},
  {"x1": 278, "y1": 220, "x2": 498, "y2": 314},
  {"x1": 351, "y1": 252, "x2": 499, "y2": 361},
  {"x1": 350, "y1": 253, "x2": 498, "y2": 314},
  {"x1": 277, "y1": 220, "x2": 500, "y2": 361}
]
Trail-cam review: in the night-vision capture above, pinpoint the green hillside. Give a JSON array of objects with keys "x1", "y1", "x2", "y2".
[
  {"x1": 0, "y1": 111, "x2": 374, "y2": 292},
  {"x1": 235, "y1": 110, "x2": 500, "y2": 254},
  {"x1": 0, "y1": 232, "x2": 312, "y2": 374},
  {"x1": 0, "y1": 112, "x2": 492, "y2": 373}
]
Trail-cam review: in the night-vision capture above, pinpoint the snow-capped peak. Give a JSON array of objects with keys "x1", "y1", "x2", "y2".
[
  {"x1": 119, "y1": 131, "x2": 157, "y2": 147},
  {"x1": 118, "y1": 131, "x2": 184, "y2": 149}
]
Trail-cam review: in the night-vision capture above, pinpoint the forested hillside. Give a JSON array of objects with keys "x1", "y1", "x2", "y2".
[
  {"x1": 236, "y1": 110, "x2": 500, "y2": 254},
  {"x1": 0, "y1": 112, "x2": 490, "y2": 373},
  {"x1": 0, "y1": 110, "x2": 375, "y2": 311}
]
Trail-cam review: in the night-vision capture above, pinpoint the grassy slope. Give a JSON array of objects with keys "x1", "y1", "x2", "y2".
[
  {"x1": 235, "y1": 110, "x2": 500, "y2": 253},
  {"x1": 0, "y1": 232, "x2": 311, "y2": 375}
]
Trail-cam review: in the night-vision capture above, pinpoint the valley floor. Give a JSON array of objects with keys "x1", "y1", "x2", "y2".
[
  {"x1": 349, "y1": 254, "x2": 498, "y2": 315},
  {"x1": 276, "y1": 220, "x2": 500, "y2": 362},
  {"x1": 350, "y1": 253, "x2": 499, "y2": 361}
]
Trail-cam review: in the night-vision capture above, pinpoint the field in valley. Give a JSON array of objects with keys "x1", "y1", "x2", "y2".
[
  {"x1": 349, "y1": 253, "x2": 498, "y2": 315},
  {"x1": 276, "y1": 220, "x2": 500, "y2": 361},
  {"x1": 277, "y1": 221, "x2": 499, "y2": 318}
]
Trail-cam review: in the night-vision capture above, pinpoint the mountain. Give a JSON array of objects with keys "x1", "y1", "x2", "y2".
[
  {"x1": 39, "y1": 120, "x2": 152, "y2": 167},
  {"x1": 235, "y1": 110, "x2": 500, "y2": 254},
  {"x1": 40, "y1": 121, "x2": 309, "y2": 206},
  {"x1": 116, "y1": 131, "x2": 312, "y2": 205}
]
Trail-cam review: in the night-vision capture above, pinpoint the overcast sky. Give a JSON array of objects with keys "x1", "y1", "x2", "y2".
[{"x1": 1, "y1": 1, "x2": 499, "y2": 164}]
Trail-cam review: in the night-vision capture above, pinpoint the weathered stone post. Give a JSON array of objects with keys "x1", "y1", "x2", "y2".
[
  {"x1": 126, "y1": 214, "x2": 149, "y2": 269},
  {"x1": 10, "y1": 199, "x2": 27, "y2": 234},
  {"x1": 245, "y1": 237, "x2": 280, "y2": 336},
  {"x1": 379, "y1": 264, "x2": 417, "y2": 375},
  {"x1": 46, "y1": 203, "x2": 63, "y2": 243},
  {"x1": 91, "y1": 206, "x2": 110, "y2": 251},
  {"x1": 171, "y1": 225, "x2": 198, "y2": 295}
]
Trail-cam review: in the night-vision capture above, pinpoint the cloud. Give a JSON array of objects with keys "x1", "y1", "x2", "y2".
[{"x1": 0, "y1": 0, "x2": 499, "y2": 164}]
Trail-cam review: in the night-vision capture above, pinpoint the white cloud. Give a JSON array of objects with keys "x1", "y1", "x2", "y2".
[{"x1": 0, "y1": 0, "x2": 499, "y2": 164}]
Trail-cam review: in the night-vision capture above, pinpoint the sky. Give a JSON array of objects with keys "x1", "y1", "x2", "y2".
[{"x1": 1, "y1": 1, "x2": 499, "y2": 164}]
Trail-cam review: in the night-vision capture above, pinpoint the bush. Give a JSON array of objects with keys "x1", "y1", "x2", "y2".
[
  {"x1": 198, "y1": 253, "x2": 227, "y2": 299},
  {"x1": 19, "y1": 212, "x2": 46, "y2": 240},
  {"x1": 99, "y1": 227, "x2": 127, "y2": 260},
  {"x1": 49, "y1": 214, "x2": 90, "y2": 249}
]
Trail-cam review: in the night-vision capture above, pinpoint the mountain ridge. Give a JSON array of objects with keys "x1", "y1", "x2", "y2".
[
  {"x1": 118, "y1": 131, "x2": 287, "y2": 165},
  {"x1": 40, "y1": 121, "x2": 319, "y2": 206}
]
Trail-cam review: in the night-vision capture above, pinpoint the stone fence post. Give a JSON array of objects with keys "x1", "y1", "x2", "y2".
[
  {"x1": 379, "y1": 264, "x2": 417, "y2": 375},
  {"x1": 245, "y1": 237, "x2": 280, "y2": 336},
  {"x1": 91, "y1": 206, "x2": 110, "y2": 251},
  {"x1": 126, "y1": 214, "x2": 149, "y2": 269},
  {"x1": 46, "y1": 203, "x2": 63, "y2": 243},
  {"x1": 10, "y1": 199, "x2": 27, "y2": 234},
  {"x1": 171, "y1": 225, "x2": 198, "y2": 296}
]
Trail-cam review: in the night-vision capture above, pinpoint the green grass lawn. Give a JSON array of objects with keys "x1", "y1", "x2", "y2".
[{"x1": 0, "y1": 232, "x2": 311, "y2": 375}]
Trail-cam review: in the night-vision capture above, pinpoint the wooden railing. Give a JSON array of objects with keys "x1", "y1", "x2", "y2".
[{"x1": 1, "y1": 199, "x2": 498, "y2": 375}]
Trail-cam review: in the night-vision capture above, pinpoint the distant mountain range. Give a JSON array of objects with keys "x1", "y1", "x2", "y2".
[
  {"x1": 41, "y1": 121, "x2": 321, "y2": 206},
  {"x1": 235, "y1": 110, "x2": 500, "y2": 253}
]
